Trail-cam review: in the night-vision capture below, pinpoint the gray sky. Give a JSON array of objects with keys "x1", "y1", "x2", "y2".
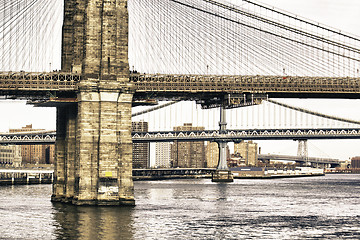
[{"x1": 1, "y1": 0, "x2": 360, "y2": 160}]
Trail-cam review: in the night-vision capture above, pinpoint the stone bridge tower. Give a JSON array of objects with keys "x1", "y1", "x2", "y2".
[{"x1": 51, "y1": 0, "x2": 134, "y2": 205}]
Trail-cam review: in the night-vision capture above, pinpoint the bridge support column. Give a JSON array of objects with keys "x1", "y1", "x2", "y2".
[
  {"x1": 212, "y1": 141, "x2": 234, "y2": 182},
  {"x1": 74, "y1": 85, "x2": 134, "y2": 206},
  {"x1": 51, "y1": 107, "x2": 67, "y2": 201},
  {"x1": 52, "y1": 85, "x2": 135, "y2": 206},
  {"x1": 212, "y1": 107, "x2": 233, "y2": 182},
  {"x1": 53, "y1": 0, "x2": 134, "y2": 205},
  {"x1": 217, "y1": 141, "x2": 228, "y2": 170},
  {"x1": 52, "y1": 105, "x2": 77, "y2": 202},
  {"x1": 65, "y1": 105, "x2": 77, "y2": 202}
]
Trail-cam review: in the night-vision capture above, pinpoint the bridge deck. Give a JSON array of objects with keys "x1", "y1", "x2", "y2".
[
  {"x1": 0, "y1": 72, "x2": 359, "y2": 99},
  {"x1": 0, "y1": 72, "x2": 78, "y2": 95},
  {"x1": 2, "y1": 128, "x2": 360, "y2": 145},
  {"x1": 132, "y1": 74, "x2": 360, "y2": 96}
]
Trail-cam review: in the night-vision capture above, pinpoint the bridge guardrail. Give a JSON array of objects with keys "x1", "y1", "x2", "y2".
[{"x1": 0, "y1": 72, "x2": 359, "y2": 96}]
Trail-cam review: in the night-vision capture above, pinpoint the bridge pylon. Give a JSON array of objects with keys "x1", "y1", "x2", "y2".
[
  {"x1": 297, "y1": 139, "x2": 310, "y2": 166},
  {"x1": 212, "y1": 106, "x2": 234, "y2": 182},
  {"x1": 51, "y1": 0, "x2": 135, "y2": 206}
]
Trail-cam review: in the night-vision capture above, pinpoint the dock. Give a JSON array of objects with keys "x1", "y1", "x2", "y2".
[{"x1": 0, "y1": 168, "x2": 54, "y2": 185}]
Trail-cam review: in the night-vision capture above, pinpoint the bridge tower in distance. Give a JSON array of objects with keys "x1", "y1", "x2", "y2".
[
  {"x1": 212, "y1": 106, "x2": 234, "y2": 182},
  {"x1": 297, "y1": 139, "x2": 309, "y2": 166},
  {"x1": 51, "y1": 0, "x2": 135, "y2": 205}
]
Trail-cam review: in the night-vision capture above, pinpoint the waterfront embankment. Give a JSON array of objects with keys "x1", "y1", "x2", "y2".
[
  {"x1": 231, "y1": 167, "x2": 325, "y2": 179},
  {"x1": 0, "y1": 166, "x2": 333, "y2": 184},
  {"x1": 0, "y1": 168, "x2": 53, "y2": 185}
]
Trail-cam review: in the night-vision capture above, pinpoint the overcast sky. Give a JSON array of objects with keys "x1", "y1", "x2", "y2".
[
  {"x1": 244, "y1": 0, "x2": 360, "y2": 160},
  {"x1": 263, "y1": 0, "x2": 360, "y2": 36},
  {"x1": 1, "y1": 0, "x2": 360, "y2": 160}
]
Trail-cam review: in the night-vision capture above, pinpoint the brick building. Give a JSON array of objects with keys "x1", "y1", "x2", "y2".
[
  {"x1": 205, "y1": 142, "x2": 230, "y2": 168},
  {"x1": 9, "y1": 125, "x2": 54, "y2": 164},
  {"x1": 132, "y1": 121, "x2": 150, "y2": 168},
  {"x1": 205, "y1": 142, "x2": 219, "y2": 168},
  {"x1": 351, "y1": 156, "x2": 360, "y2": 168},
  {"x1": 155, "y1": 142, "x2": 171, "y2": 168},
  {"x1": 0, "y1": 145, "x2": 22, "y2": 167},
  {"x1": 172, "y1": 123, "x2": 205, "y2": 168},
  {"x1": 234, "y1": 140, "x2": 258, "y2": 166}
]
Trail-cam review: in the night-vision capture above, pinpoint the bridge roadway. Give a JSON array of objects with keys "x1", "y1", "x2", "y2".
[
  {"x1": 2, "y1": 128, "x2": 360, "y2": 144},
  {"x1": 1, "y1": 72, "x2": 360, "y2": 100}
]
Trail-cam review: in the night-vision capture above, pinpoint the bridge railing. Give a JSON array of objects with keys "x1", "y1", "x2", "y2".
[
  {"x1": 131, "y1": 74, "x2": 360, "y2": 94},
  {"x1": 0, "y1": 72, "x2": 79, "y2": 92},
  {"x1": 0, "y1": 72, "x2": 359, "y2": 96}
]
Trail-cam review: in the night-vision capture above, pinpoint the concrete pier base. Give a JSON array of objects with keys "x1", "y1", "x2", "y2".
[
  {"x1": 212, "y1": 170, "x2": 234, "y2": 182},
  {"x1": 51, "y1": 91, "x2": 135, "y2": 206}
]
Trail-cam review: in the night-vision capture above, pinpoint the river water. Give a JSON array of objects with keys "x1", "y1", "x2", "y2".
[{"x1": 0, "y1": 174, "x2": 359, "y2": 239}]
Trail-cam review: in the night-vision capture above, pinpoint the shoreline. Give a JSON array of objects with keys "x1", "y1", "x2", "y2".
[
  {"x1": 1, "y1": 166, "x2": 358, "y2": 185},
  {"x1": 0, "y1": 173, "x2": 326, "y2": 185}
]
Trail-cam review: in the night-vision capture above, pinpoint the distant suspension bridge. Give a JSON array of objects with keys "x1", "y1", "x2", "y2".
[{"x1": 1, "y1": 99, "x2": 360, "y2": 144}]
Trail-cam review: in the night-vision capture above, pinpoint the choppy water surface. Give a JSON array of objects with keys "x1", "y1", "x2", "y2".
[{"x1": 0, "y1": 174, "x2": 359, "y2": 239}]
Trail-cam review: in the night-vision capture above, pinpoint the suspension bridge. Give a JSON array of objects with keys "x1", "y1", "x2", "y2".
[
  {"x1": 2, "y1": 99, "x2": 360, "y2": 143},
  {"x1": 0, "y1": 99, "x2": 356, "y2": 169},
  {"x1": 0, "y1": 0, "x2": 360, "y2": 205}
]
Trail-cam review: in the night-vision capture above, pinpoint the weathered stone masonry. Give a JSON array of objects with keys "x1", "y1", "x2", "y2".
[{"x1": 52, "y1": 0, "x2": 135, "y2": 205}]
